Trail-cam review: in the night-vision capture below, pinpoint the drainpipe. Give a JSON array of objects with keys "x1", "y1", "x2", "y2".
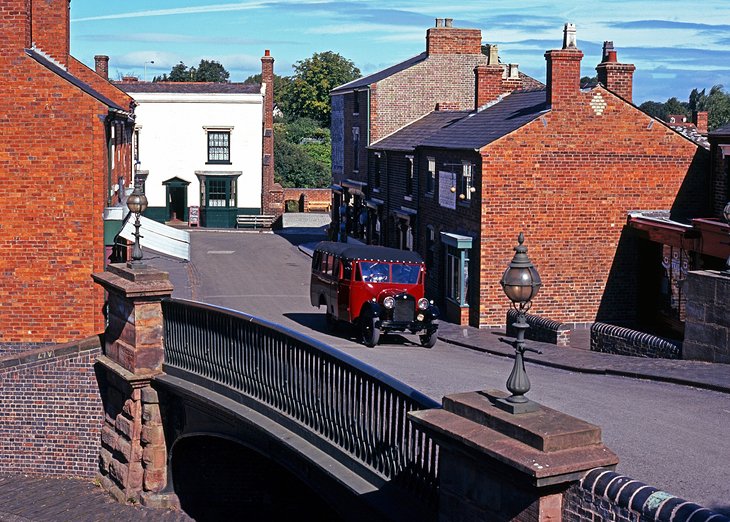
[{"x1": 106, "y1": 115, "x2": 113, "y2": 207}]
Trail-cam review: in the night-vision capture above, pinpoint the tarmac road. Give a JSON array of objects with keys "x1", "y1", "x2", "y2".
[{"x1": 149, "y1": 228, "x2": 730, "y2": 513}]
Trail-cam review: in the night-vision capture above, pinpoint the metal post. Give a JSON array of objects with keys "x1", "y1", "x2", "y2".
[{"x1": 505, "y1": 307, "x2": 530, "y2": 403}]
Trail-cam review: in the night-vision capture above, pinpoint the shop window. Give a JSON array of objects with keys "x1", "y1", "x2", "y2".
[{"x1": 442, "y1": 233, "x2": 472, "y2": 307}]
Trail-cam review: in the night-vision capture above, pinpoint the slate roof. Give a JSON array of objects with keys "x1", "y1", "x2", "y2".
[
  {"x1": 115, "y1": 82, "x2": 261, "y2": 94},
  {"x1": 421, "y1": 89, "x2": 549, "y2": 150},
  {"x1": 25, "y1": 48, "x2": 126, "y2": 113},
  {"x1": 668, "y1": 124, "x2": 710, "y2": 150},
  {"x1": 370, "y1": 110, "x2": 470, "y2": 152},
  {"x1": 709, "y1": 122, "x2": 730, "y2": 138},
  {"x1": 331, "y1": 53, "x2": 428, "y2": 93}
]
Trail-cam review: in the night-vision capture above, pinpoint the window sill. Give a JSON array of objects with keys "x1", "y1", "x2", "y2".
[
  {"x1": 373, "y1": 188, "x2": 381, "y2": 193},
  {"x1": 206, "y1": 161, "x2": 232, "y2": 165},
  {"x1": 446, "y1": 297, "x2": 469, "y2": 308},
  {"x1": 404, "y1": 196, "x2": 413, "y2": 202}
]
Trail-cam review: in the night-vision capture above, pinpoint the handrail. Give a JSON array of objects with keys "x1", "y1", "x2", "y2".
[{"x1": 161, "y1": 298, "x2": 440, "y2": 501}]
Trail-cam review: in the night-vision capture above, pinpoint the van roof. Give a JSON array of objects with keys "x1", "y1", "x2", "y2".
[{"x1": 314, "y1": 242, "x2": 424, "y2": 264}]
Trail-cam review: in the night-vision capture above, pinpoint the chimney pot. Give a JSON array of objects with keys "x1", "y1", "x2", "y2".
[
  {"x1": 606, "y1": 50, "x2": 617, "y2": 62},
  {"x1": 602, "y1": 41, "x2": 615, "y2": 62},
  {"x1": 486, "y1": 44, "x2": 499, "y2": 65},
  {"x1": 264, "y1": 49, "x2": 270, "y2": 57},
  {"x1": 563, "y1": 23, "x2": 577, "y2": 49},
  {"x1": 508, "y1": 63, "x2": 519, "y2": 79},
  {"x1": 435, "y1": 18, "x2": 444, "y2": 28},
  {"x1": 444, "y1": 18, "x2": 453, "y2": 28}
]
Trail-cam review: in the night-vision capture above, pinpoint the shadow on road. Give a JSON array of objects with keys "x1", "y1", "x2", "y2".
[
  {"x1": 283, "y1": 312, "x2": 424, "y2": 348},
  {"x1": 274, "y1": 227, "x2": 328, "y2": 248}
]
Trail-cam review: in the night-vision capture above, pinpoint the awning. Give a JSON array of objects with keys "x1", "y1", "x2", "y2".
[{"x1": 440, "y1": 232, "x2": 473, "y2": 249}]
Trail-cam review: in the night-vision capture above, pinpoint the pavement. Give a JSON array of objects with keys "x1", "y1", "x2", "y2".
[{"x1": 296, "y1": 238, "x2": 730, "y2": 395}]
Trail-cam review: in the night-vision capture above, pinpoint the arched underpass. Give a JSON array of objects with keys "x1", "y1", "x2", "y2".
[{"x1": 171, "y1": 435, "x2": 342, "y2": 521}]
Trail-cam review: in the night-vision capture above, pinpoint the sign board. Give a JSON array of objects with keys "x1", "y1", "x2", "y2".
[
  {"x1": 120, "y1": 214, "x2": 190, "y2": 261},
  {"x1": 189, "y1": 206, "x2": 200, "y2": 227},
  {"x1": 438, "y1": 171, "x2": 456, "y2": 209}
]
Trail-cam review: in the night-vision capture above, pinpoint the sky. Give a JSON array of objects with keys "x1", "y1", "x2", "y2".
[{"x1": 69, "y1": 1, "x2": 730, "y2": 104}]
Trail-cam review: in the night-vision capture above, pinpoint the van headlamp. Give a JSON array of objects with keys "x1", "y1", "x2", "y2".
[
  {"x1": 417, "y1": 298, "x2": 429, "y2": 310},
  {"x1": 383, "y1": 296, "x2": 395, "y2": 309}
]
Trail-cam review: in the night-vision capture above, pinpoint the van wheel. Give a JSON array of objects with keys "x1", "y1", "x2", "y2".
[
  {"x1": 419, "y1": 330, "x2": 438, "y2": 348},
  {"x1": 361, "y1": 317, "x2": 380, "y2": 347}
]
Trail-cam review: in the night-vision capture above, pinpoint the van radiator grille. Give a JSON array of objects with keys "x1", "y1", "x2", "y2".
[{"x1": 393, "y1": 295, "x2": 415, "y2": 322}]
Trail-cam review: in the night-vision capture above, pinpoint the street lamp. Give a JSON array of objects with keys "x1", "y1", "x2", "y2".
[
  {"x1": 126, "y1": 185, "x2": 148, "y2": 269},
  {"x1": 143, "y1": 60, "x2": 154, "y2": 82},
  {"x1": 724, "y1": 202, "x2": 730, "y2": 273},
  {"x1": 498, "y1": 232, "x2": 542, "y2": 413}
]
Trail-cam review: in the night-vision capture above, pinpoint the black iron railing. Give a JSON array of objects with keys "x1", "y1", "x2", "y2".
[{"x1": 161, "y1": 298, "x2": 440, "y2": 502}]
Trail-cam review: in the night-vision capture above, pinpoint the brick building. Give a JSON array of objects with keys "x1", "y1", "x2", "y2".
[
  {"x1": 0, "y1": 0, "x2": 134, "y2": 347},
  {"x1": 355, "y1": 24, "x2": 711, "y2": 329},
  {"x1": 329, "y1": 18, "x2": 541, "y2": 239}
]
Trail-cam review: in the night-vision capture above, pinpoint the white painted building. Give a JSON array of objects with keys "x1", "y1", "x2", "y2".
[{"x1": 116, "y1": 81, "x2": 265, "y2": 228}]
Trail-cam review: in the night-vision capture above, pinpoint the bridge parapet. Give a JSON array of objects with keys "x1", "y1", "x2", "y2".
[
  {"x1": 92, "y1": 263, "x2": 176, "y2": 508},
  {"x1": 161, "y1": 298, "x2": 441, "y2": 514}
]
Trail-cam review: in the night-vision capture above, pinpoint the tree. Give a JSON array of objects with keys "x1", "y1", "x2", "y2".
[
  {"x1": 244, "y1": 73, "x2": 291, "y2": 111},
  {"x1": 274, "y1": 117, "x2": 331, "y2": 188},
  {"x1": 154, "y1": 60, "x2": 230, "y2": 82},
  {"x1": 281, "y1": 51, "x2": 360, "y2": 126},
  {"x1": 195, "y1": 59, "x2": 229, "y2": 82},
  {"x1": 689, "y1": 85, "x2": 730, "y2": 130}
]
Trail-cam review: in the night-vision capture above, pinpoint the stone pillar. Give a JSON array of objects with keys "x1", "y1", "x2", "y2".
[
  {"x1": 91, "y1": 263, "x2": 177, "y2": 508},
  {"x1": 684, "y1": 270, "x2": 730, "y2": 363},
  {"x1": 410, "y1": 390, "x2": 618, "y2": 522}
]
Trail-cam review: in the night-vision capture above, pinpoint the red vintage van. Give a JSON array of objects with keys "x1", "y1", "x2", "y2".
[{"x1": 310, "y1": 242, "x2": 439, "y2": 347}]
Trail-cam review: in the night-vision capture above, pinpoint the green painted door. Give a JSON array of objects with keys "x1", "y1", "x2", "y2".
[{"x1": 203, "y1": 177, "x2": 237, "y2": 228}]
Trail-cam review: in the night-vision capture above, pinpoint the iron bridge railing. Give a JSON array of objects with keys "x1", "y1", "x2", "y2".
[{"x1": 162, "y1": 298, "x2": 440, "y2": 503}]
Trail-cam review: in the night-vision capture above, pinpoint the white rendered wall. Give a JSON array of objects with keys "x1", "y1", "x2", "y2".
[{"x1": 131, "y1": 92, "x2": 264, "y2": 212}]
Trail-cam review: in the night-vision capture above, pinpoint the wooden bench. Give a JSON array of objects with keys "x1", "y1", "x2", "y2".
[
  {"x1": 236, "y1": 214, "x2": 276, "y2": 229},
  {"x1": 306, "y1": 201, "x2": 331, "y2": 213}
]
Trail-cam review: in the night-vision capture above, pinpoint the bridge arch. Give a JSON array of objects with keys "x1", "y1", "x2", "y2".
[{"x1": 170, "y1": 434, "x2": 341, "y2": 520}]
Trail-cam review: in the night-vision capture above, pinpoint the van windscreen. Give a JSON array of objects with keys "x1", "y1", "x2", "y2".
[{"x1": 359, "y1": 262, "x2": 420, "y2": 284}]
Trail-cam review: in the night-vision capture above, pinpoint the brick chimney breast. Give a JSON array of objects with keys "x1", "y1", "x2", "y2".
[
  {"x1": 95, "y1": 55, "x2": 109, "y2": 80},
  {"x1": 31, "y1": 0, "x2": 71, "y2": 67},
  {"x1": 693, "y1": 111, "x2": 708, "y2": 135},
  {"x1": 426, "y1": 19, "x2": 482, "y2": 55},
  {"x1": 596, "y1": 43, "x2": 636, "y2": 102},
  {"x1": 545, "y1": 23, "x2": 584, "y2": 110}
]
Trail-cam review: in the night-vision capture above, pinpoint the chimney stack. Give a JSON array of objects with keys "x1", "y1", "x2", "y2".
[
  {"x1": 596, "y1": 41, "x2": 636, "y2": 102},
  {"x1": 693, "y1": 111, "x2": 708, "y2": 135},
  {"x1": 426, "y1": 19, "x2": 482, "y2": 56},
  {"x1": 545, "y1": 23, "x2": 584, "y2": 110},
  {"x1": 31, "y1": 0, "x2": 71, "y2": 67},
  {"x1": 94, "y1": 55, "x2": 109, "y2": 80},
  {"x1": 261, "y1": 49, "x2": 276, "y2": 215}
]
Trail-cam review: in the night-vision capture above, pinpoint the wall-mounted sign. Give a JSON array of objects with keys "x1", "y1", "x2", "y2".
[{"x1": 438, "y1": 171, "x2": 456, "y2": 209}]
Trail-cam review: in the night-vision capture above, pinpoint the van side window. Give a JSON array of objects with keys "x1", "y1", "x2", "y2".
[
  {"x1": 320, "y1": 253, "x2": 328, "y2": 273},
  {"x1": 333, "y1": 257, "x2": 340, "y2": 278},
  {"x1": 342, "y1": 260, "x2": 352, "y2": 280},
  {"x1": 312, "y1": 251, "x2": 321, "y2": 271},
  {"x1": 326, "y1": 254, "x2": 334, "y2": 276}
]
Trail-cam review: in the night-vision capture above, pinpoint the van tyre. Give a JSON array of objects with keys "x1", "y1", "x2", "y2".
[
  {"x1": 361, "y1": 317, "x2": 380, "y2": 347},
  {"x1": 420, "y1": 330, "x2": 438, "y2": 348},
  {"x1": 325, "y1": 311, "x2": 335, "y2": 330}
]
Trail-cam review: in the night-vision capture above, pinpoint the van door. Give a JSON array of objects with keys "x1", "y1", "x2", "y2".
[{"x1": 337, "y1": 259, "x2": 351, "y2": 321}]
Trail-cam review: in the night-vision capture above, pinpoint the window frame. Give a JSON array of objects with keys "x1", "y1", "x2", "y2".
[
  {"x1": 206, "y1": 130, "x2": 231, "y2": 165},
  {"x1": 426, "y1": 156, "x2": 436, "y2": 195},
  {"x1": 405, "y1": 155, "x2": 414, "y2": 199}
]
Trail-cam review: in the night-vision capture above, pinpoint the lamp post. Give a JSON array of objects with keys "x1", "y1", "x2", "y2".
[
  {"x1": 126, "y1": 185, "x2": 148, "y2": 269},
  {"x1": 498, "y1": 232, "x2": 542, "y2": 414},
  {"x1": 143, "y1": 60, "x2": 154, "y2": 82},
  {"x1": 724, "y1": 202, "x2": 730, "y2": 273}
]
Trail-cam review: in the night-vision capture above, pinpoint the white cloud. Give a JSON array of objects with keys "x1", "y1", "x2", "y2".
[{"x1": 71, "y1": 2, "x2": 270, "y2": 23}]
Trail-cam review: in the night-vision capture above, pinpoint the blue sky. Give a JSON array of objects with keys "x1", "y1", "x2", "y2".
[{"x1": 69, "y1": 1, "x2": 730, "y2": 104}]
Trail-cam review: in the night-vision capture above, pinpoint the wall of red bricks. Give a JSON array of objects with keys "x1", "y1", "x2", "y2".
[
  {"x1": 282, "y1": 188, "x2": 331, "y2": 211},
  {"x1": 477, "y1": 87, "x2": 709, "y2": 326},
  {"x1": 0, "y1": 0, "x2": 133, "y2": 344},
  {"x1": 0, "y1": 338, "x2": 103, "y2": 477}
]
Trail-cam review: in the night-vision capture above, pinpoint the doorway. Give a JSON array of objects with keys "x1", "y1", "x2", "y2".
[{"x1": 163, "y1": 177, "x2": 190, "y2": 222}]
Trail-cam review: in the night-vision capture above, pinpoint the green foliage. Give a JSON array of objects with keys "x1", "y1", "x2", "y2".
[
  {"x1": 580, "y1": 75, "x2": 598, "y2": 88},
  {"x1": 243, "y1": 73, "x2": 291, "y2": 110},
  {"x1": 154, "y1": 60, "x2": 229, "y2": 82},
  {"x1": 640, "y1": 86, "x2": 730, "y2": 130},
  {"x1": 689, "y1": 85, "x2": 730, "y2": 131},
  {"x1": 280, "y1": 51, "x2": 360, "y2": 126},
  {"x1": 274, "y1": 118, "x2": 331, "y2": 188}
]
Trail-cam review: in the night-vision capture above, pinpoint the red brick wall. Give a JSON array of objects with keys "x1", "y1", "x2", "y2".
[
  {"x1": 0, "y1": 51, "x2": 110, "y2": 342},
  {"x1": 426, "y1": 27, "x2": 482, "y2": 55},
  {"x1": 545, "y1": 49, "x2": 583, "y2": 110},
  {"x1": 282, "y1": 188, "x2": 332, "y2": 211},
  {"x1": 69, "y1": 56, "x2": 133, "y2": 111},
  {"x1": 31, "y1": 0, "x2": 70, "y2": 67},
  {"x1": 261, "y1": 50, "x2": 282, "y2": 216},
  {"x1": 0, "y1": 338, "x2": 103, "y2": 477},
  {"x1": 477, "y1": 88, "x2": 709, "y2": 326},
  {"x1": 596, "y1": 62, "x2": 635, "y2": 102},
  {"x1": 0, "y1": 0, "x2": 31, "y2": 50}
]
